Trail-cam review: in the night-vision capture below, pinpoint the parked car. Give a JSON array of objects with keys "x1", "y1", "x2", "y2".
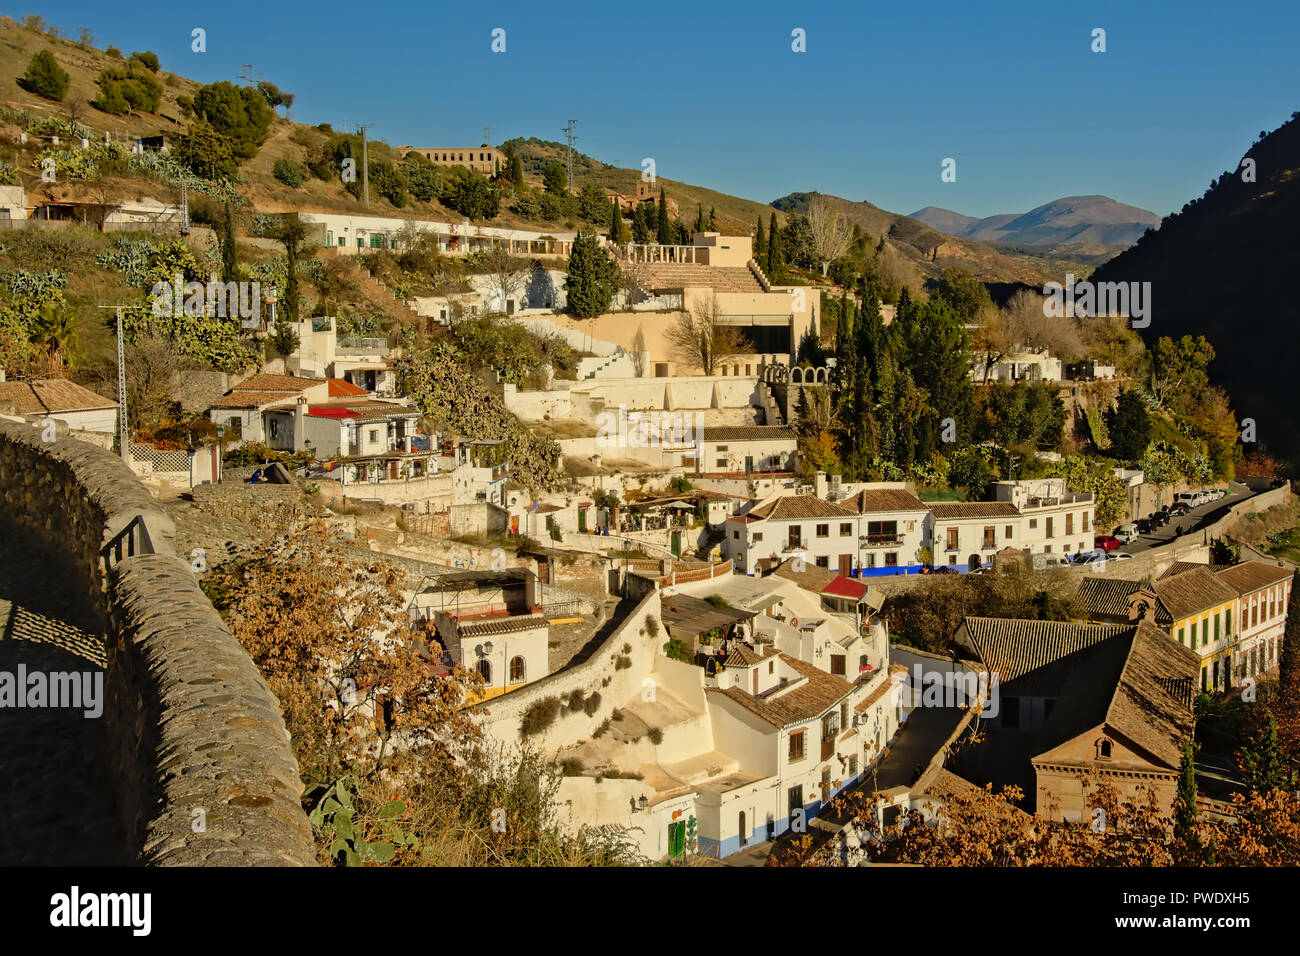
[
  {"x1": 1075, "y1": 551, "x2": 1109, "y2": 566},
  {"x1": 1135, "y1": 517, "x2": 1153, "y2": 534},
  {"x1": 933, "y1": 565, "x2": 958, "y2": 575},
  {"x1": 1152, "y1": 511, "x2": 1170, "y2": 527},
  {"x1": 1169, "y1": 502, "x2": 1191, "y2": 516},
  {"x1": 1110, "y1": 552, "x2": 1134, "y2": 561},
  {"x1": 1175, "y1": 492, "x2": 1200, "y2": 508},
  {"x1": 1094, "y1": 535, "x2": 1121, "y2": 552},
  {"x1": 1114, "y1": 523, "x2": 1138, "y2": 544}
]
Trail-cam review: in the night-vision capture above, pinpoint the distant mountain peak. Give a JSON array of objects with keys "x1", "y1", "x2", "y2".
[{"x1": 909, "y1": 195, "x2": 1160, "y2": 256}]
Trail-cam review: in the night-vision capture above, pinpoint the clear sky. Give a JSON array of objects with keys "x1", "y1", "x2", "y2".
[{"x1": 24, "y1": 0, "x2": 1300, "y2": 218}]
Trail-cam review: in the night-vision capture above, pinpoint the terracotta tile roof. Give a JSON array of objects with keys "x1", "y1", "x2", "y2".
[
  {"x1": 772, "y1": 559, "x2": 840, "y2": 593},
  {"x1": 456, "y1": 615, "x2": 547, "y2": 638},
  {"x1": 706, "y1": 653, "x2": 855, "y2": 728},
  {"x1": 1034, "y1": 622, "x2": 1198, "y2": 771},
  {"x1": 1074, "y1": 577, "x2": 1146, "y2": 621},
  {"x1": 956, "y1": 617, "x2": 1133, "y2": 697},
  {"x1": 327, "y1": 377, "x2": 369, "y2": 397},
  {"x1": 854, "y1": 668, "x2": 902, "y2": 712},
  {"x1": 1152, "y1": 567, "x2": 1239, "y2": 621},
  {"x1": 1159, "y1": 560, "x2": 1232, "y2": 580},
  {"x1": 929, "y1": 501, "x2": 1021, "y2": 519},
  {"x1": 843, "y1": 487, "x2": 928, "y2": 513},
  {"x1": 746, "y1": 494, "x2": 856, "y2": 521},
  {"x1": 0, "y1": 380, "x2": 116, "y2": 414},
  {"x1": 700, "y1": 425, "x2": 796, "y2": 442},
  {"x1": 1215, "y1": 561, "x2": 1294, "y2": 596},
  {"x1": 231, "y1": 372, "x2": 325, "y2": 392},
  {"x1": 724, "y1": 644, "x2": 764, "y2": 667},
  {"x1": 821, "y1": 576, "x2": 868, "y2": 600},
  {"x1": 212, "y1": 390, "x2": 298, "y2": 409}
]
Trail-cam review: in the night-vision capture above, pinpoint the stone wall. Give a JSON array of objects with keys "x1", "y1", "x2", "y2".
[{"x1": 0, "y1": 418, "x2": 315, "y2": 866}]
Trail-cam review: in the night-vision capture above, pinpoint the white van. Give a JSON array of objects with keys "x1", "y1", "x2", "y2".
[
  {"x1": 1114, "y1": 523, "x2": 1138, "y2": 544},
  {"x1": 1175, "y1": 492, "x2": 1201, "y2": 508}
]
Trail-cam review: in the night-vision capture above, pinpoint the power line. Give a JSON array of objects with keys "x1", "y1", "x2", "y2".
[{"x1": 562, "y1": 119, "x2": 577, "y2": 192}]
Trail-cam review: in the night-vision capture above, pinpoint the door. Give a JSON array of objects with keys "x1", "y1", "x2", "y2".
[
  {"x1": 668, "y1": 821, "x2": 685, "y2": 859},
  {"x1": 830, "y1": 654, "x2": 846, "y2": 676},
  {"x1": 738, "y1": 811, "x2": 749, "y2": 847},
  {"x1": 578, "y1": 508, "x2": 587, "y2": 533},
  {"x1": 745, "y1": 455, "x2": 754, "y2": 474},
  {"x1": 671, "y1": 530, "x2": 681, "y2": 556},
  {"x1": 838, "y1": 554, "x2": 852, "y2": 576}
]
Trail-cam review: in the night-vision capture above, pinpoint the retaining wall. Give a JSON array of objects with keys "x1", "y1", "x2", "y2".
[{"x1": 0, "y1": 418, "x2": 315, "y2": 866}]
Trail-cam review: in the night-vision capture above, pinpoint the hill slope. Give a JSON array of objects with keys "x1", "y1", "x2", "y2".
[
  {"x1": 910, "y1": 195, "x2": 1161, "y2": 258},
  {"x1": 1089, "y1": 113, "x2": 1300, "y2": 465}
]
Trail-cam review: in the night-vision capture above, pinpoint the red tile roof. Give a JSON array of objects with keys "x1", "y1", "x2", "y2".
[
  {"x1": 821, "y1": 576, "x2": 868, "y2": 600},
  {"x1": 327, "y1": 377, "x2": 369, "y2": 397}
]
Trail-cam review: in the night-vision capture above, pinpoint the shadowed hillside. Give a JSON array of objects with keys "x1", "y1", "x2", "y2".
[{"x1": 1090, "y1": 111, "x2": 1300, "y2": 466}]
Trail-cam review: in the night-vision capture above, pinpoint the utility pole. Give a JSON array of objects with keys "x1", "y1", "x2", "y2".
[
  {"x1": 96, "y1": 304, "x2": 133, "y2": 463},
  {"x1": 180, "y1": 181, "x2": 189, "y2": 236},
  {"x1": 562, "y1": 119, "x2": 577, "y2": 192},
  {"x1": 357, "y1": 124, "x2": 374, "y2": 207},
  {"x1": 237, "y1": 64, "x2": 255, "y2": 85},
  {"x1": 483, "y1": 123, "x2": 491, "y2": 146}
]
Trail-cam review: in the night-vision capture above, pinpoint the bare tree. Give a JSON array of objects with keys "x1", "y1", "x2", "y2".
[
  {"x1": 1000, "y1": 290, "x2": 1086, "y2": 362},
  {"x1": 665, "y1": 293, "x2": 750, "y2": 375},
  {"x1": 482, "y1": 246, "x2": 527, "y2": 314},
  {"x1": 807, "y1": 195, "x2": 852, "y2": 276},
  {"x1": 631, "y1": 325, "x2": 648, "y2": 377}
]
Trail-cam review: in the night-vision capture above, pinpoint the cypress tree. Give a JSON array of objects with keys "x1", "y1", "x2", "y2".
[
  {"x1": 766, "y1": 212, "x2": 783, "y2": 282},
  {"x1": 1280, "y1": 570, "x2": 1300, "y2": 697},
  {"x1": 1240, "y1": 709, "x2": 1288, "y2": 794},
  {"x1": 657, "y1": 189, "x2": 671, "y2": 245},
  {"x1": 221, "y1": 202, "x2": 237, "y2": 284},
  {"x1": 609, "y1": 198, "x2": 620, "y2": 244},
  {"x1": 707, "y1": 206, "x2": 718, "y2": 231},
  {"x1": 694, "y1": 204, "x2": 705, "y2": 233},
  {"x1": 632, "y1": 204, "x2": 650, "y2": 244},
  {"x1": 1173, "y1": 740, "x2": 1200, "y2": 857},
  {"x1": 755, "y1": 215, "x2": 766, "y2": 258}
]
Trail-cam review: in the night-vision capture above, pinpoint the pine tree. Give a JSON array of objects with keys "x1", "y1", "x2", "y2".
[
  {"x1": 1277, "y1": 570, "x2": 1300, "y2": 760},
  {"x1": 755, "y1": 216, "x2": 766, "y2": 258},
  {"x1": 564, "y1": 231, "x2": 619, "y2": 318},
  {"x1": 766, "y1": 212, "x2": 783, "y2": 283},
  {"x1": 1239, "y1": 709, "x2": 1288, "y2": 794},
  {"x1": 221, "y1": 202, "x2": 238, "y2": 284},
  {"x1": 657, "y1": 189, "x2": 671, "y2": 245},
  {"x1": 1173, "y1": 740, "x2": 1201, "y2": 857}
]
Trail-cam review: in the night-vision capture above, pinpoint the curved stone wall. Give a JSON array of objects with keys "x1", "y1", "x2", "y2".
[{"x1": 0, "y1": 419, "x2": 315, "y2": 866}]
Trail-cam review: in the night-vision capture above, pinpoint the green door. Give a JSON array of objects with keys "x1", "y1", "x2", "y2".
[
  {"x1": 578, "y1": 508, "x2": 587, "y2": 533},
  {"x1": 671, "y1": 530, "x2": 681, "y2": 556},
  {"x1": 668, "y1": 821, "x2": 685, "y2": 859}
]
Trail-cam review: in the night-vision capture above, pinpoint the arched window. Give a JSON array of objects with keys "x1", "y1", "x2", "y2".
[
  {"x1": 477, "y1": 659, "x2": 492, "y2": 683},
  {"x1": 1097, "y1": 738, "x2": 1113, "y2": 759},
  {"x1": 509, "y1": 656, "x2": 526, "y2": 682}
]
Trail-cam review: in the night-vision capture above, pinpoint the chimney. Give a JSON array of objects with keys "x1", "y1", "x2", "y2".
[
  {"x1": 295, "y1": 397, "x2": 307, "y2": 450},
  {"x1": 815, "y1": 471, "x2": 828, "y2": 499}
]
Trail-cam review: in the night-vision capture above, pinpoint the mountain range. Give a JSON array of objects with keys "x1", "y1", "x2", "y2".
[{"x1": 909, "y1": 196, "x2": 1161, "y2": 259}]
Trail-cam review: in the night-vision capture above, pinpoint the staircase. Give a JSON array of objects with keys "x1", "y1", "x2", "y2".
[
  {"x1": 324, "y1": 249, "x2": 425, "y2": 327},
  {"x1": 757, "y1": 381, "x2": 785, "y2": 426}
]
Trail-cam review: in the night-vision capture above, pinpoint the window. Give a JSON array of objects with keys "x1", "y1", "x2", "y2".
[
  {"x1": 369, "y1": 428, "x2": 380, "y2": 443},
  {"x1": 948, "y1": 554, "x2": 957, "y2": 565},
  {"x1": 866, "y1": 520, "x2": 899, "y2": 542},
  {"x1": 1029, "y1": 518, "x2": 1038, "y2": 529},
  {"x1": 716, "y1": 459, "x2": 728, "y2": 469},
  {"x1": 816, "y1": 524, "x2": 829, "y2": 538},
  {"x1": 788, "y1": 526, "x2": 802, "y2": 548},
  {"x1": 477, "y1": 659, "x2": 492, "y2": 683},
  {"x1": 509, "y1": 656, "x2": 526, "y2": 682},
  {"x1": 946, "y1": 529, "x2": 959, "y2": 551},
  {"x1": 1178, "y1": 627, "x2": 1185, "y2": 645},
  {"x1": 1083, "y1": 512, "x2": 1090, "y2": 531},
  {"x1": 1191, "y1": 621, "x2": 1198, "y2": 645},
  {"x1": 848, "y1": 755, "x2": 858, "y2": 777},
  {"x1": 1005, "y1": 525, "x2": 1014, "y2": 538},
  {"x1": 1098, "y1": 738, "x2": 1113, "y2": 759},
  {"x1": 1065, "y1": 513, "x2": 1074, "y2": 535},
  {"x1": 884, "y1": 552, "x2": 898, "y2": 566},
  {"x1": 1214, "y1": 614, "x2": 1221, "y2": 641},
  {"x1": 768, "y1": 661, "x2": 774, "y2": 674},
  {"x1": 840, "y1": 522, "x2": 853, "y2": 537},
  {"x1": 732, "y1": 530, "x2": 740, "y2": 540},
  {"x1": 753, "y1": 532, "x2": 763, "y2": 542},
  {"x1": 1045, "y1": 516, "x2": 1054, "y2": 537},
  {"x1": 822, "y1": 712, "x2": 839, "y2": 741},
  {"x1": 788, "y1": 731, "x2": 806, "y2": 762},
  {"x1": 982, "y1": 526, "x2": 996, "y2": 548},
  {"x1": 815, "y1": 556, "x2": 830, "y2": 569}
]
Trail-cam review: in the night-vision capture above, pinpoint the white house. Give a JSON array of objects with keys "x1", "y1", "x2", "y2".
[
  {"x1": 0, "y1": 379, "x2": 118, "y2": 435},
  {"x1": 1216, "y1": 561, "x2": 1293, "y2": 684},
  {"x1": 993, "y1": 478, "x2": 1095, "y2": 558},
  {"x1": 840, "y1": 485, "x2": 932, "y2": 577},
  {"x1": 725, "y1": 494, "x2": 861, "y2": 576},
  {"x1": 285, "y1": 316, "x2": 401, "y2": 397},
  {"x1": 928, "y1": 501, "x2": 1023, "y2": 572}
]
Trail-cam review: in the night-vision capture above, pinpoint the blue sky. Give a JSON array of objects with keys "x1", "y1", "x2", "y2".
[{"x1": 22, "y1": 0, "x2": 1300, "y2": 217}]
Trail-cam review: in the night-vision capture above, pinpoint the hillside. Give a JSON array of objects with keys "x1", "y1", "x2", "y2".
[
  {"x1": 909, "y1": 195, "x2": 1161, "y2": 260},
  {"x1": 772, "y1": 191, "x2": 1068, "y2": 287},
  {"x1": 1089, "y1": 112, "x2": 1300, "y2": 466}
]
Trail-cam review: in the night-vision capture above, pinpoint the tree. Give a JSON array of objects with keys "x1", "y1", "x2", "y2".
[
  {"x1": 269, "y1": 217, "x2": 309, "y2": 325},
  {"x1": 1173, "y1": 741, "x2": 1201, "y2": 858},
  {"x1": 707, "y1": 206, "x2": 718, "y2": 231},
  {"x1": 270, "y1": 319, "x2": 300, "y2": 359},
  {"x1": 94, "y1": 62, "x2": 162, "y2": 114},
  {"x1": 19, "y1": 50, "x2": 70, "y2": 101},
  {"x1": 221, "y1": 203, "x2": 238, "y2": 284},
  {"x1": 504, "y1": 149, "x2": 524, "y2": 185},
  {"x1": 665, "y1": 293, "x2": 750, "y2": 375},
  {"x1": 631, "y1": 204, "x2": 649, "y2": 244},
  {"x1": 1276, "y1": 573, "x2": 1300, "y2": 760},
  {"x1": 766, "y1": 212, "x2": 783, "y2": 282},
  {"x1": 1239, "y1": 709, "x2": 1288, "y2": 795},
  {"x1": 273, "y1": 157, "x2": 305, "y2": 188},
  {"x1": 191, "y1": 80, "x2": 275, "y2": 159},
  {"x1": 1103, "y1": 389, "x2": 1151, "y2": 461},
  {"x1": 934, "y1": 268, "x2": 994, "y2": 326},
  {"x1": 755, "y1": 215, "x2": 767, "y2": 259},
  {"x1": 807, "y1": 194, "x2": 851, "y2": 276},
  {"x1": 608, "y1": 198, "x2": 621, "y2": 244},
  {"x1": 1151, "y1": 334, "x2": 1215, "y2": 415},
  {"x1": 483, "y1": 247, "x2": 527, "y2": 314},
  {"x1": 257, "y1": 80, "x2": 295, "y2": 115},
  {"x1": 542, "y1": 162, "x2": 567, "y2": 195},
  {"x1": 177, "y1": 121, "x2": 237, "y2": 180},
  {"x1": 631, "y1": 325, "x2": 647, "y2": 377},
  {"x1": 28, "y1": 301, "x2": 78, "y2": 377},
  {"x1": 563, "y1": 231, "x2": 619, "y2": 319},
  {"x1": 657, "y1": 189, "x2": 671, "y2": 245},
  {"x1": 129, "y1": 50, "x2": 160, "y2": 72}
]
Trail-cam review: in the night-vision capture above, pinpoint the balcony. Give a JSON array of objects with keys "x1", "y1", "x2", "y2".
[{"x1": 859, "y1": 533, "x2": 903, "y2": 548}]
